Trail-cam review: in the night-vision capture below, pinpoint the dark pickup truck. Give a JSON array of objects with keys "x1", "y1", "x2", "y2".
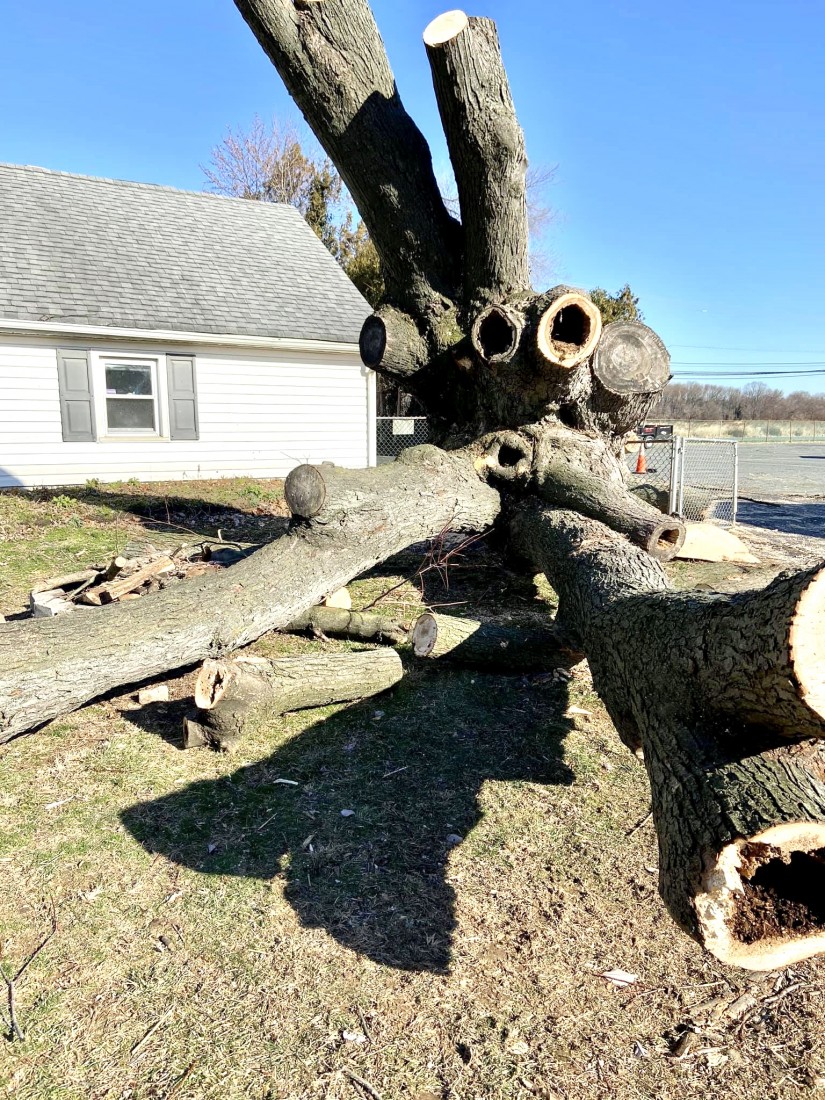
[{"x1": 639, "y1": 423, "x2": 673, "y2": 442}]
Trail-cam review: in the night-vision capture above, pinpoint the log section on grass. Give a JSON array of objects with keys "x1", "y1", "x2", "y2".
[
  {"x1": 284, "y1": 606, "x2": 408, "y2": 646},
  {"x1": 512, "y1": 500, "x2": 825, "y2": 969},
  {"x1": 185, "y1": 648, "x2": 403, "y2": 752},
  {"x1": 410, "y1": 612, "x2": 578, "y2": 672}
]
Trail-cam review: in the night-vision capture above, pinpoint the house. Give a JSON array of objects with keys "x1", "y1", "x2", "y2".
[{"x1": 0, "y1": 164, "x2": 374, "y2": 488}]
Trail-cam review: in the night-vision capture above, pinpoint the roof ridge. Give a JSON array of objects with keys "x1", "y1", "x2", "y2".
[{"x1": 0, "y1": 161, "x2": 298, "y2": 212}]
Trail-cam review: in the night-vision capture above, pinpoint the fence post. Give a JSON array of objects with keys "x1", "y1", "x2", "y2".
[
  {"x1": 668, "y1": 436, "x2": 682, "y2": 515},
  {"x1": 732, "y1": 442, "x2": 739, "y2": 525}
]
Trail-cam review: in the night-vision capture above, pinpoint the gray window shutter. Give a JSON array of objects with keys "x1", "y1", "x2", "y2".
[
  {"x1": 167, "y1": 356, "x2": 199, "y2": 440},
  {"x1": 57, "y1": 349, "x2": 96, "y2": 442}
]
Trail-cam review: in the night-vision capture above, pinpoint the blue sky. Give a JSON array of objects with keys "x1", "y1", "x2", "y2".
[{"x1": 1, "y1": 0, "x2": 823, "y2": 391}]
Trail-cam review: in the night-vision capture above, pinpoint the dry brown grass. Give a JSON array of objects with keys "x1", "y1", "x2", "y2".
[{"x1": 1, "y1": 483, "x2": 824, "y2": 1099}]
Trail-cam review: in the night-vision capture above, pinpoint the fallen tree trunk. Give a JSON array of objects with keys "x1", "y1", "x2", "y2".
[
  {"x1": 410, "y1": 612, "x2": 578, "y2": 672},
  {"x1": 512, "y1": 500, "x2": 825, "y2": 969},
  {"x1": 185, "y1": 648, "x2": 403, "y2": 752},
  {"x1": 0, "y1": 446, "x2": 499, "y2": 742},
  {"x1": 285, "y1": 606, "x2": 408, "y2": 646}
]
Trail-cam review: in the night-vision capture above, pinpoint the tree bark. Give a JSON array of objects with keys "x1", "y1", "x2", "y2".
[
  {"x1": 285, "y1": 605, "x2": 408, "y2": 645},
  {"x1": 233, "y1": 0, "x2": 461, "y2": 315},
  {"x1": 410, "y1": 612, "x2": 578, "y2": 672},
  {"x1": 0, "y1": 447, "x2": 499, "y2": 742},
  {"x1": 423, "y1": 11, "x2": 529, "y2": 311},
  {"x1": 186, "y1": 648, "x2": 402, "y2": 752},
  {"x1": 511, "y1": 500, "x2": 825, "y2": 968}
]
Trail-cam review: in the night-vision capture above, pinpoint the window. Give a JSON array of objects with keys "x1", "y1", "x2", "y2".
[
  {"x1": 103, "y1": 359, "x2": 159, "y2": 434},
  {"x1": 57, "y1": 349, "x2": 198, "y2": 442}
]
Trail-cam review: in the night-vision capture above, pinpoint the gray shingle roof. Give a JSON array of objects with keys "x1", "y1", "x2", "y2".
[{"x1": 0, "y1": 164, "x2": 371, "y2": 343}]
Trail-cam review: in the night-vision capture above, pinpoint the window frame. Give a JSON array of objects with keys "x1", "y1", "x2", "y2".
[{"x1": 91, "y1": 351, "x2": 170, "y2": 442}]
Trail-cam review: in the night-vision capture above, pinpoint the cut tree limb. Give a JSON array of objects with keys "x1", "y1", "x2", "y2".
[
  {"x1": 511, "y1": 500, "x2": 825, "y2": 968},
  {"x1": 359, "y1": 306, "x2": 429, "y2": 381},
  {"x1": 424, "y1": 10, "x2": 529, "y2": 309},
  {"x1": 410, "y1": 612, "x2": 579, "y2": 672},
  {"x1": 531, "y1": 288, "x2": 602, "y2": 371},
  {"x1": 584, "y1": 321, "x2": 672, "y2": 437},
  {"x1": 186, "y1": 648, "x2": 403, "y2": 752},
  {"x1": 0, "y1": 446, "x2": 499, "y2": 741},
  {"x1": 523, "y1": 426, "x2": 686, "y2": 560},
  {"x1": 285, "y1": 606, "x2": 408, "y2": 646}
]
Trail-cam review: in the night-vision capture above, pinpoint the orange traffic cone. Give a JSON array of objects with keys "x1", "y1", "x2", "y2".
[{"x1": 635, "y1": 443, "x2": 647, "y2": 474}]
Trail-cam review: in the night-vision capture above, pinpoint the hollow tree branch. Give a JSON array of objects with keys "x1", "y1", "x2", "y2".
[
  {"x1": 233, "y1": 0, "x2": 461, "y2": 314},
  {"x1": 477, "y1": 426, "x2": 685, "y2": 560},
  {"x1": 510, "y1": 500, "x2": 825, "y2": 968},
  {"x1": 424, "y1": 10, "x2": 529, "y2": 311},
  {"x1": 0, "y1": 447, "x2": 499, "y2": 741}
]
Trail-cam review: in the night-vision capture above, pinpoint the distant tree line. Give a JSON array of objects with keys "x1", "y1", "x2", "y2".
[{"x1": 653, "y1": 381, "x2": 825, "y2": 422}]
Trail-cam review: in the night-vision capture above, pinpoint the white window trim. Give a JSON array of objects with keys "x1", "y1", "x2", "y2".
[{"x1": 91, "y1": 351, "x2": 171, "y2": 442}]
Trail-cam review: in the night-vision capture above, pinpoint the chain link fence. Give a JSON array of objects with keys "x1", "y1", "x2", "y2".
[
  {"x1": 671, "y1": 420, "x2": 825, "y2": 442},
  {"x1": 376, "y1": 416, "x2": 430, "y2": 463},
  {"x1": 625, "y1": 436, "x2": 739, "y2": 522},
  {"x1": 377, "y1": 417, "x2": 738, "y2": 521}
]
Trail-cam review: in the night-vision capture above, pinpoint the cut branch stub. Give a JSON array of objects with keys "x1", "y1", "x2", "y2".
[
  {"x1": 530, "y1": 427, "x2": 685, "y2": 560},
  {"x1": 470, "y1": 304, "x2": 524, "y2": 364},
  {"x1": 359, "y1": 307, "x2": 429, "y2": 380},
  {"x1": 587, "y1": 321, "x2": 671, "y2": 436},
  {"x1": 592, "y1": 321, "x2": 670, "y2": 395},
  {"x1": 285, "y1": 464, "x2": 326, "y2": 519},
  {"x1": 534, "y1": 290, "x2": 602, "y2": 370},
  {"x1": 424, "y1": 10, "x2": 529, "y2": 309}
]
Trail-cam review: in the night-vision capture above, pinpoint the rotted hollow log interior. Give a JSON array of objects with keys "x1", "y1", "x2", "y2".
[
  {"x1": 536, "y1": 292, "x2": 602, "y2": 369},
  {"x1": 696, "y1": 824, "x2": 825, "y2": 969},
  {"x1": 471, "y1": 305, "x2": 524, "y2": 363}
]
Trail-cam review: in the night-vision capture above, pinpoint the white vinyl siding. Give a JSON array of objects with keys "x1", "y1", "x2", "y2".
[{"x1": 0, "y1": 337, "x2": 372, "y2": 488}]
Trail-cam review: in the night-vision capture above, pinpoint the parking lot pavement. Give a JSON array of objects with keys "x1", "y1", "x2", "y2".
[{"x1": 736, "y1": 443, "x2": 825, "y2": 499}]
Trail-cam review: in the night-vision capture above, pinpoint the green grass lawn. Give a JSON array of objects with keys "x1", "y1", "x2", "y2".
[{"x1": 0, "y1": 481, "x2": 823, "y2": 1099}]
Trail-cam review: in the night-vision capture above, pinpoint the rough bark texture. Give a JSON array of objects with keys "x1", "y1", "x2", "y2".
[
  {"x1": 188, "y1": 648, "x2": 402, "y2": 751},
  {"x1": 285, "y1": 606, "x2": 408, "y2": 645},
  {"x1": 512, "y1": 500, "x2": 825, "y2": 967},
  {"x1": 410, "y1": 612, "x2": 578, "y2": 672},
  {"x1": 232, "y1": 0, "x2": 461, "y2": 315},
  {"x1": 424, "y1": 12, "x2": 529, "y2": 311},
  {"x1": 0, "y1": 447, "x2": 499, "y2": 741}
]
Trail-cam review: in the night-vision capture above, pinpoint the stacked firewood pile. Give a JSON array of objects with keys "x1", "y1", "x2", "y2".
[{"x1": 28, "y1": 543, "x2": 241, "y2": 617}]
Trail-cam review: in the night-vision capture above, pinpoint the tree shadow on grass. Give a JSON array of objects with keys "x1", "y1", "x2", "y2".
[{"x1": 121, "y1": 666, "x2": 575, "y2": 973}]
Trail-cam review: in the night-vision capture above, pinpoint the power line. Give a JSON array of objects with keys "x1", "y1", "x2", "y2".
[
  {"x1": 670, "y1": 344, "x2": 824, "y2": 354},
  {"x1": 673, "y1": 369, "x2": 825, "y2": 379},
  {"x1": 671, "y1": 361, "x2": 825, "y2": 368}
]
